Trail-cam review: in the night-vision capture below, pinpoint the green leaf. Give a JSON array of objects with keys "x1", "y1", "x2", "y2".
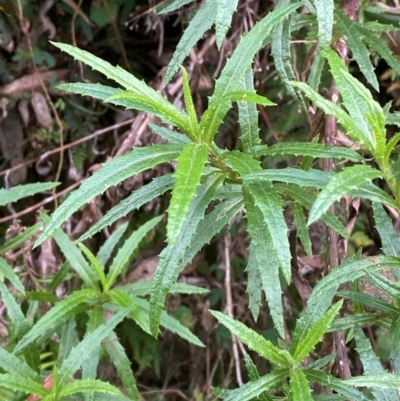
[
  {"x1": 180, "y1": 66, "x2": 199, "y2": 137},
  {"x1": 0, "y1": 374, "x2": 48, "y2": 397},
  {"x1": 346, "y1": 374, "x2": 400, "y2": 390},
  {"x1": 238, "y1": 67, "x2": 261, "y2": 153},
  {"x1": 308, "y1": 166, "x2": 383, "y2": 225},
  {"x1": 366, "y1": 270, "x2": 400, "y2": 299},
  {"x1": 121, "y1": 281, "x2": 209, "y2": 296},
  {"x1": 335, "y1": 10, "x2": 379, "y2": 91},
  {"x1": 40, "y1": 212, "x2": 99, "y2": 289},
  {"x1": 293, "y1": 300, "x2": 343, "y2": 363},
  {"x1": 78, "y1": 243, "x2": 107, "y2": 290},
  {"x1": 167, "y1": 143, "x2": 208, "y2": 244},
  {"x1": 246, "y1": 243, "x2": 263, "y2": 321},
  {"x1": 0, "y1": 347, "x2": 39, "y2": 380},
  {"x1": 96, "y1": 222, "x2": 129, "y2": 267},
  {"x1": 219, "y1": 369, "x2": 288, "y2": 401},
  {"x1": 291, "y1": 255, "x2": 400, "y2": 353},
  {"x1": 35, "y1": 144, "x2": 181, "y2": 246},
  {"x1": 351, "y1": 183, "x2": 398, "y2": 210},
  {"x1": 59, "y1": 379, "x2": 122, "y2": 397},
  {"x1": 57, "y1": 318, "x2": 79, "y2": 367},
  {"x1": 215, "y1": 0, "x2": 239, "y2": 48},
  {"x1": 149, "y1": 173, "x2": 234, "y2": 335},
  {"x1": 57, "y1": 82, "x2": 121, "y2": 101},
  {"x1": 0, "y1": 182, "x2": 59, "y2": 206},
  {"x1": 338, "y1": 291, "x2": 397, "y2": 314},
  {"x1": 78, "y1": 174, "x2": 175, "y2": 242},
  {"x1": 210, "y1": 310, "x2": 293, "y2": 367},
  {"x1": 0, "y1": 281, "x2": 29, "y2": 337},
  {"x1": 149, "y1": 123, "x2": 191, "y2": 145},
  {"x1": 292, "y1": 203, "x2": 313, "y2": 257},
  {"x1": 157, "y1": 0, "x2": 195, "y2": 14},
  {"x1": 207, "y1": 2, "x2": 301, "y2": 140},
  {"x1": 304, "y1": 370, "x2": 367, "y2": 401},
  {"x1": 105, "y1": 91, "x2": 190, "y2": 135},
  {"x1": 0, "y1": 257, "x2": 25, "y2": 294},
  {"x1": 104, "y1": 334, "x2": 140, "y2": 400},
  {"x1": 251, "y1": 143, "x2": 364, "y2": 162},
  {"x1": 58, "y1": 306, "x2": 132, "y2": 386},
  {"x1": 0, "y1": 222, "x2": 42, "y2": 254},
  {"x1": 106, "y1": 215, "x2": 163, "y2": 290},
  {"x1": 164, "y1": 0, "x2": 217, "y2": 83},
  {"x1": 14, "y1": 289, "x2": 99, "y2": 354},
  {"x1": 354, "y1": 325, "x2": 399, "y2": 400},
  {"x1": 314, "y1": 0, "x2": 333, "y2": 54},
  {"x1": 289, "y1": 369, "x2": 313, "y2": 401},
  {"x1": 243, "y1": 352, "x2": 272, "y2": 401},
  {"x1": 244, "y1": 189, "x2": 285, "y2": 337},
  {"x1": 308, "y1": 49, "x2": 325, "y2": 91}
]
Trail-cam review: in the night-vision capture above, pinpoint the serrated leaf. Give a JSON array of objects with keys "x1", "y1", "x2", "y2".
[
  {"x1": 0, "y1": 347, "x2": 39, "y2": 381},
  {"x1": 338, "y1": 291, "x2": 397, "y2": 314},
  {"x1": 0, "y1": 182, "x2": 59, "y2": 206},
  {"x1": 58, "y1": 306, "x2": 132, "y2": 386},
  {"x1": 314, "y1": 0, "x2": 333, "y2": 54},
  {"x1": 180, "y1": 66, "x2": 199, "y2": 137},
  {"x1": 308, "y1": 165, "x2": 383, "y2": 225},
  {"x1": 40, "y1": 213, "x2": 99, "y2": 289},
  {"x1": 149, "y1": 123, "x2": 191, "y2": 145},
  {"x1": 291, "y1": 255, "x2": 400, "y2": 353},
  {"x1": 292, "y1": 203, "x2": 313, "y2": 257},
  {"x1": 244, "y1": 181, "x2": 291, "y2": 283},
  {"x1": 106, "y1": 215, "x2": 163, "y2": 290},
  {"x1": 346, "y1": 374, "x2": 400, "y2": 390},
  {"x1": 78, "y1": 243, "x2": 107, "y2": 290},
  {"x1": 251, "y1": 143, "x2": 364, "y2": 162},
  {"x1": 121, "y1": 281, "x2": 209, "y2": 296},
  {"x1": 0, "y1": 222, "x2": 42, "y2": 254},
  {"x1": 96, "y1": 222, "x2": 128, "y2": 267},
  {"x1": 211, "y1": 310, "x2": 292, "y2": 366},
  {"x1": 149, "y1": 173, "x2": 231, "y2": 335},
  {"x1": 0, "y1": 257, "x2": 25, "y2": 294},
  {"x1": 59, "y1": 379, "x2": 122, "y2": 397},
  {"x1": 36, "y1": 144, "x2": 181, "y2": 246},
  {"x1": 215, "y1": 0, "x2": 239, "y2": 48},
  {"x1": 238, "y1": 67, "x2": 261, "y2": 153},
  {"x1": 244, "y1": 190, "x2": 285, "y2": 337},
  {"x1": 366, "y1": 270, "x2": 400, "y2": 299},
  {"x1": 243, "y1": 352, "x2": 272, "y2": 401},
  {"x1": 219, "y1": 369, "x2": 288, "y2": 401},
  {"x1": 57, "y1": 318, "x2": 79, "y2": 367},
  {"x1": 104, "y1": 333, "x2": 140, "y2": 400},
  {"x1": 351, "y1": 183, "x2": 398, "y2": 210},
  {"x1": 167, "y1": 143, "x2": 208, "y2": 244},
  {"x1": 354, "y1": 325, "x2": 399, "y2": 400},
  {"x1": 157, "y1": 0, "x2": 195, "y2": 14},
  {"x1": 290, "y1": 369, "x2": 313, "y2": 401},
  {"x1": 246, "y1": 243, "x2": 263, "y2": 321},
  {"x1": 304, "y1": 370, "x2": 368, "y2": 400},
  {"x1": 207, "y1": 2, "x2": 301, "y2": 140},
  {"x1": 14, "y1": 289, "x2": 99, "y2": 354},
  {"x1": 335, "y1": 10, "x2": 379, "y2": 90},
  {"x1": 164, "y1": 0, "x2": 217, "y2": 83},
  {"x1": 57, "y1": 82, "x2": 121, "y2": 101},
  {"x1": 293, "y1": 300, "x2": 343, "y2": 362},
  {"x1": 0, "y1": 374, "x2": 48, "y2": 397},
  {"x1": 79, "y1": 174, "x2": 174, "y2": 242}
]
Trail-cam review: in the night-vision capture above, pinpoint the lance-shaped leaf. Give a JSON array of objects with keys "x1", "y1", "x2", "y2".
[
  {"x1": 41, "y1": 212, "x2": 99, "y2": 289},
  {"x1": 57, "y1": 318, "x2": 79, "y2": 368},
  {"x1": 106, "y1": 215, "x2": 163, "y2": 290},
  {"x1": 335, "y1": 10, "x2": 378, "y2": 91},
  {"x1": 104, "y1": 332, "x2": 140, "y2": 400},
  {"x1": 35, "y1": 144, "x2": 181, "y2": 247},
  {"x1": 0, "y1": 346, "x2": 39, "y2": 381},
  {"x1": 79, "y1": 174, "x2": 174, "y2": 242},
  {"x1": 243, "y1": 352, "x2": 272, "y2": 401},
  {"x1": 314, "y1": 0, "x2": 333, "y2": 54},
  {"x1": 150, "y1": 123, "x2": 191, "y2": 145},
  {"x1": 346, "y1": 374, "x2": 400, "y2": 391},
  {"x1": 308, "y1": 165, "x2": 383, "y2": 225},
  {"x1": 251, "y1": 142, "x2": 364, "y2": 162},
  {"x1": 244, "y1": 189, "x2": 285, "y2": 337},
  {"x1": 14, "y1": 289, "x2": 99, "y2": 354},
  {"x1": 59, "y1": 380, "x2": 122, "y2": 397},
  {"x1": 96, "y1": 222, "x2": 128, "y2": 267},
  {"x1": 351, "y1": 183, "x2": 398, "y2": 210},
  {"x1": 0, "y1": 374, "x2": 48, "y2": 397},
  {"x1": 293, "y1": 300, "x2": 343, "y2": 363},
  {"x1": 292, "y1": 203, "x2": 312, "y2": 257},
  {"x1": 0, "y1": 182, "x2": 59, "y2": 206},
  {"x1": 238, "y1": 67, "x2": 261, "y2": 153},
  {"x1": 210, "y1": 311, "x2": 293, "y2": 367},
  {"x1": 291, "y1": 255, "x2": 400, "y2": 353},
  {"x1": 206, "y1": 2, "x2": 301, "y2": 140},
  {"x1": 337, "y1": 291, "x2": 397, "y2": 314},
  {"x1": 78, "y1": 243, "x2": 107, "y2": 291},
  {"x1": 180, "y1": 66, "x2": 199, "y2": 138},
  {"x1": 289, "y1": 369, "x2": 313, "y2": 401},
  {"x1": 354, "y1": 325, "x2": 399, "y2": 400},
  {"x1": 0, "y1": 222, "x2": 42, "y2": 254},
  {"x1": 215, "y1": 0, "x2": 240, "y2": 48},
  {"x1": 167, "y1": 143, "x2": 208, "y2": 244},
  {"x1": 0, "y1": 257, "x2": 25, "y2": 294},
  {"x1": 58, "y1": 306, "x2": 132, "y2": 386},
  {"x1": 149, "y1": 174, "x2": 232, "y2": 335},
  {"x1": 157, "y1": 0, "x2": 195, "y2": 14},
  {"x1": 164, "y1": 0, "x2": 217, "y2": 83}
]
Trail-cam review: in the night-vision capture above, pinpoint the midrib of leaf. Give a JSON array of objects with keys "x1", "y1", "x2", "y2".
[{"x1": 35, "y1": 144, "x2": 181, "y2": 247}]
